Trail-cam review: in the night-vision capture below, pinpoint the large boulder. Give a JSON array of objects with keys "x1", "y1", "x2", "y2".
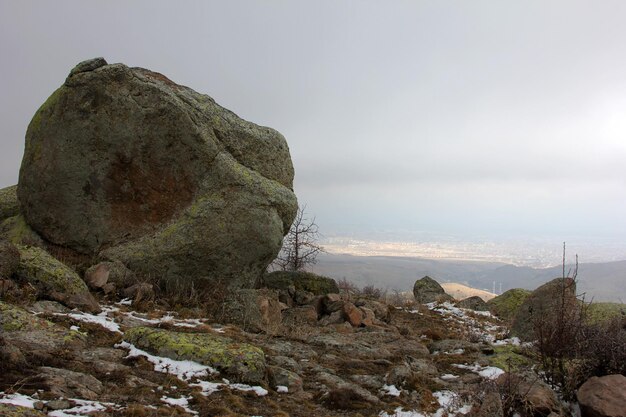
[
  {"x1": 511, "y1": 278, "x2": 580, "y2": 341},
  {"x1": 577, "y1": 374, "x2": 626, "y2": 417},
  {"x1": 413, "y1": 276, "x2": 448, "y2": 304},
  {"x1": 15, "y1": 245, "x2": 100, "y2": 313},
  {"x1": 0, "y1": 185, "x2": 19, "y2": 222},
  {"x1": 18, "y1": 57, "x2": 297, "y2": 288},
  {"x1": 123, "y1": 326, "x2": 266, "y2": 384},
  {"x1": 487, "y1": 288, "x2": 531, "y2": 322},
  {"x1": 456, "y1": 295, "x2": 489, "y2": 311}
]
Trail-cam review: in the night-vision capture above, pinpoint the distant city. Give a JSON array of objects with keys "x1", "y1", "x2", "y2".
[{"x1": 320, "y1": 233, "x2": 626, "y2": 268}]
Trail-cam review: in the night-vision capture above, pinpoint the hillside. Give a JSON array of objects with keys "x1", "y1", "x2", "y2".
[
  {"x1": 440, "y1": 283, "x2": 496, "y2": 301},
  {"x1": 312, "y1": 253, "x2": 626, "y2": 302}
]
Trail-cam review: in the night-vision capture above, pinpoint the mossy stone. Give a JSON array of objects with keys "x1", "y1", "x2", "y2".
[
  {"x1": 0, "y1": 185, "x2": 19, "y2": 222},
  {"x1": 0, "y1": 404, "x2": 48, "y2": 417},
  {"x1": 124, "y1": 326, "x2": 266, "y2": 384},
  {"x1": 0, "y1": 214, "x2": 45, "y2": 247},
  {"x1": 413, "y1": 276, "x2": 446, "y2": 304},
  {"x1": 263, "y1": 271, "x2": 339, "y2": 295},
  {"x1": 487, "y1": 288, "x2": 532, "y2": 322},
  {"x1": 15, "y1": 245, "x2": 100, "y2": 313}
]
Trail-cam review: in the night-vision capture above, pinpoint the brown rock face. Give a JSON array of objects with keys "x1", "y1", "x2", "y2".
[{"x1": 577, "y1": 374, "x2": 626, "y2": 417}]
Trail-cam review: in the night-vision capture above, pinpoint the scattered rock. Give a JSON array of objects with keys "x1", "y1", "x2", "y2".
[
  {"x1": 84, "y1": 261, "x2": 136, "y2": 291},
  {"x1": 385, "y1": 363, "x2": 412, "y2": 386},
  {"x1": 223, "y1": 288, "x2": 282, "y2": 333},
  {"x1": 456, "y1": 295, "x2": 490, "y2": 311},
  {"x1": 15, "y1": 245, "x2": 100, "y2": 313},
  {"x1": 355, "y1": 298, "x2": 390, "y2": 322},
  {"x1": 577, "y1": 374, "x2": 626, "y2": 417},
  {"x1": 413, "y1": 276, "x2": 447, "y2": 304},
  {"x1": 282, "y1": 305, "x2": 318, "y2": 326},
  {"x1": 323, "y1": 293, "x2": 344, "y2": 313},
  {"x1": 0, "y1": 240, "x2": 20, "y2": 279},
  {"x1": 19, "y1": 58, "x2": 297, "y2": 288},
  {"x1": 511, "y1": 278, "x2": 580, "y2": 341},
  {"x1": 263, "y1": 271, "x2": 339, "y2": 296},
  {"x1": 124, "y1": 326, "x2": 266, "y2": 384},
  {"x1": 121, "y1": 283, "x2": 155, "y2": 305},
  {"x1": 0, "y1": 185, "x2": 19, "y2": 222}
]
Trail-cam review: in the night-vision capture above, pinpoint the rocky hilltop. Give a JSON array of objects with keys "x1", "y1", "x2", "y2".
[{"x1": 1, "y1": 59, "x2": 625, "y2": 417}]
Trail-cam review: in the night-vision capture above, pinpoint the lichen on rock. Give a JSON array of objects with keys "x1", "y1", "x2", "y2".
[
  {"x1": 15, "y1": 245, "x2": 100, "y2": 313},
  {"x1": 123, "y1": 326, "x2": 266, "y2": 384}
]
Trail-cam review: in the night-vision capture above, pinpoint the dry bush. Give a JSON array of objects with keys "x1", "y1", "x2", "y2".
[{"x1": 153, "y1": 276, "x2": 231, "y2": 321}]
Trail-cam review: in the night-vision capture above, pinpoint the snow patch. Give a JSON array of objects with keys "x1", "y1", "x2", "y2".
[
  {"x1": 382, "y1": 384, "x2": 402, "y2": 397},
  {"x1": 0, "y1": 392, "x2": 37, "y2": 408}
]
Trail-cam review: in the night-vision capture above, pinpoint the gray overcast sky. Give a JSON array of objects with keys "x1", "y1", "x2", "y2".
[{"x1": 2, "y1": 1, "x2": 626, "y2": 240}]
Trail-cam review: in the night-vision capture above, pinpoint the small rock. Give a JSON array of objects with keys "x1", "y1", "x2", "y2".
[
  {"x1": 0, "y1": 239, "x2": 20, "y2": 279},
  {"x1": 577, "y1": 374, "x2": 626, "y2": 417},
  {"x1": 33, "y1": 367, "x2": 103, "y2": 400},
  {"x1": 67, "y1": 57, "x2": 107, "y2": 77},
  {"x1": 0, "y1": 185, "x2": 20, "y2": 222},
  {"x1": 28, "y1": 300, "x2": 71, "y2": 314},
  {"x1": 268, "y1": 366, "x2": 303, "y2": 392},
  {"x1": 342, "y1": 302, "x2": 364, "y2": 327},
  {"x1": 323, "y1": 293, "x2": 344, "y2": 313},
  {"x1": 386, "y1": 364, "x2": 413, "y2": 387},
  {"x1": 282, "y1": 305, "x2": 318, "y2": 326},
  {"x1": 46, "y1": 399, "x2": 72, "y2": 411},
  {"x1": 121, "y1": 283, "x2": 154, "y2": 305},
  {"x1": 84, "y1": 261, "x2": 136, "y2": 291},
  {"x1": 319, "y1": 310, "x2": 344, "y2": 326}
]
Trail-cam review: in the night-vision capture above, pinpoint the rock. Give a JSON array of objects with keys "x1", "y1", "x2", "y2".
[
  {"x1": 293, "y1": 289, "x2": 315, "y2": 305},
  {"x1": 317, "y1": 372, "x2": 380, "y2": 404},
  {"x1": 123, "y1": 326, "x2": 266, "y2": 384},
  {"x1": 406, "y1": 357, "x2": 438, "y2": 376},
  {"x1": 222, "y1": 288, "x2": 282, "y2": 333},
  {"x1": 319, "y1": 310, "x2": 344, "y2": 326},
  {"x1": 511, "y1": 278, "x2": 580, "y2": 341},
  {"x1": 413, "y1": 276, "x2": 447, "y2": 304},
  {"x1": 0, "y1": 185, "x2": 19, "y2": 221},
  {"x1": 496, "y1": 372, "x2": 562, "y2": 416},
  {"x1": 268, "y1": 366, "x2": 303, "y2": 392},
  {"x1": 29, "y1": 366, "x2": 103, "y2": 400},
  {"x1": 0, "y1": 404, "x2": 48, "y2": 417},
  {"x1": 385, "y1": 363, "x2": 413, "y2": 386},
  {"x1": 577, "y1": 374, "x2": 626, "y2": 417},
  {"x1": 15, "y1": 245, "x2": 100, "y2": 313},
  {"x1": 45, "y1": 399, "x2": 72, "y2": 411},
  {"x1": 323, "y1": 293, "x2": 344, "y2": 313},
  {"x1": 28, "y1": 300, "x2": 71, "y2": 314},
  {"x1": 0, "y1": 301, "x2": 85, "y2": 359},
  {"x1": 268, "y1": 355, "x2": 302, "y2": 373},
  {"x1": 263, "y1": 271, "x2": 339, "y2": 295},
  {"x1": 360, "y1": 307, "x2": 377, "y2": 326},
  {"x1": 0, "y1": 240, "x2": 20, "y2": 279},
  {"x1": 18, "y1": 58, "x2": 297, "y2": 288},
  {"x1": 282, "y1": 305, "x2": 318, "y2": 326},
  {"x1": 342, "y1": 302, "x2": 363, "y2": 327},
  {"x1": 474, "y1": 391, "x2": 503, "y2": 417},
  {"x1": 456, "y1": 296, "x2": 490, "y2": 311},
  {"x1": 121, "y1": 283, "x2": 155, "y2": 304},
  {"x1": 355, "y1": 299, "x2": 390, "y2": 322},
  {"x1": 84, "y1": 261, "x2": 135, "y2": 291},
  {"x1": 487, "y1": 288, "x2": 532, "y2": 322},
  {"x1": 0, "y1": 215, "x2": 45, "y2": 247}
]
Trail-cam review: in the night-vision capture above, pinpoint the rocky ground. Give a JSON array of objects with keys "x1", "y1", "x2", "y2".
[{"x1": 0, "y1": 287, "x2": 569, "y2": 417}]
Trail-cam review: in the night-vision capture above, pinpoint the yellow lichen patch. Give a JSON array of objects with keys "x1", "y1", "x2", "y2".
[{"x1": 124, "y1": 326, "x2": 266, "y2": 384}]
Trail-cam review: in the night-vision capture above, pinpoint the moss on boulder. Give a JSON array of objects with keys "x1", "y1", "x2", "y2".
[
  {"x1": 0, "y1": 215, "x2": 44, "y2": 247},
  {"x1": 413, "y1": 276, "x2": 448, "y2": 304},
  {"x1": 15, "y1": 245, "x2": 99, "y2": 313},
  {"x1": 124, "y1": 326, "x2": 266, "y2": 384},
  {"x1": 487, "y1": 288, "x2": 531, "y2": 322},
  {"x1": 263, "y1": 271, "x2": 339, "y2": 295},
  {"x1": 0, "y1": 185, "x2": 19, "y2": 222}
]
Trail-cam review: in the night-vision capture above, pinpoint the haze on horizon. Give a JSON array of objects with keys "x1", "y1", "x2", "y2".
[{"x1": 2, "y1": 1, "x2": 626, "y2": 255}]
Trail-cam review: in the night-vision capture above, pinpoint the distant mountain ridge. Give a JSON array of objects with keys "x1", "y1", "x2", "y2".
[{"x1": 311, "y1": 253, "x2": 626, "y2": 302}]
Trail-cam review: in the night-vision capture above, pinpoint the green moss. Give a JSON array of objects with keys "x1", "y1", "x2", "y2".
[
  {"x1": 0, "y1": 403, "x2": 48, "y2": 417},
  {"x1": 263, "y1": 271, "x2": 339, "y2": 295},
  {"x1": 28, "y1": 87, "x2": 64, "y2": 134},
  {"x1": 124, "y1": 326, "x2": 266, "y2": 383},
  {"x1": 16, "y1": 245, "x2": 88, "y2": 296},
  {"x1": 585, "y1": 302, "x2": 626, "y2": 324},
  {"x1": 488, "y1": 345, "x2": 533, "y2": 372},
  {"x1": 0, "y1": 215, "x2": 44, "y2": 246},
  {"x1": 487, "y1": 288, "x2": 532, "y2": 322}
]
